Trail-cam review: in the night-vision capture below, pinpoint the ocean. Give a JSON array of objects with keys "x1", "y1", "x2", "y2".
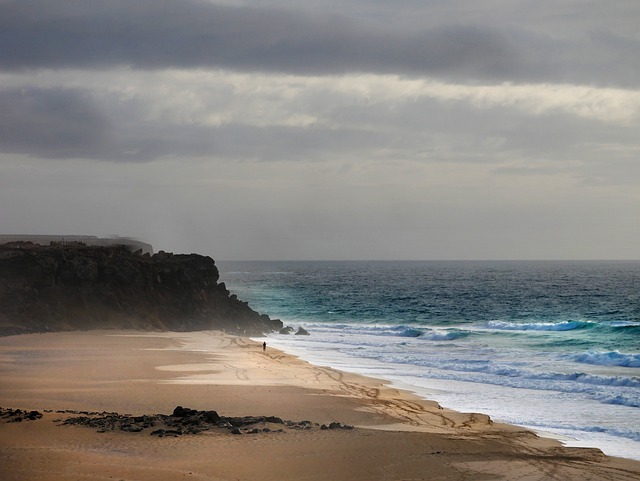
[{"x1": 217, "y1": 260, "x2": 640, "y2": 461}]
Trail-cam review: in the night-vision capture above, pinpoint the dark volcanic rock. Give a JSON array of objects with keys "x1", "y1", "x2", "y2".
[
  {"x1": 0, "y1": 243, "x2": 283, "y2": 336},
  {"x1": 321, "y1": 422, "x2": 354, "y2": 430},
  {"x1": 1, "y1": 408, "x2": 43, "y2": 422},
  {"x1": 295, "y1": 327, "x2": 310, "y2": 336},
  {"x1": 59, "y1": 406, "x2": 343, "y2": 436},
  {"x1": 172, "y1": 406, "x2": 198, "y2": 417}
]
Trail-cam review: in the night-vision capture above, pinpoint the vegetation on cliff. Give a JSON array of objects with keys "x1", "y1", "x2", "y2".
[{"x1": 0, "y1": 243, "x2": 282, "y2": 336}]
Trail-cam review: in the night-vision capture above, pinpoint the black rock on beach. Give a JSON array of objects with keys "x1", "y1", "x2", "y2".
[{"x1": 58, "y1": 406, "x2": 354, "y2": 436}]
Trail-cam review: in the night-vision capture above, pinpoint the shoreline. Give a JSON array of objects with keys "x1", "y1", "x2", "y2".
[
  {"x1": 1, "y1": 330, "x2": 639, "y2": 480},
  {"x1": 256, "y1": 333, "x2": 640, "y2": 461}
]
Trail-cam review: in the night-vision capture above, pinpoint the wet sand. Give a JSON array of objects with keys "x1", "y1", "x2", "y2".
[{"x1": 1, "y1": 330, "x2": 639, "y2": 480}]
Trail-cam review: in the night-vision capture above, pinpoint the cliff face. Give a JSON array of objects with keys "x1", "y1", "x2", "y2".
[{"x1": 0, "y1": 243, "x2": 282, "y2": 336}]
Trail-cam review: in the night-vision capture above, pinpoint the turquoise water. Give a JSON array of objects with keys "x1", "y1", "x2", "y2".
[{"x1": 217, "y1": 260, "x2": 640, "y2": 459}]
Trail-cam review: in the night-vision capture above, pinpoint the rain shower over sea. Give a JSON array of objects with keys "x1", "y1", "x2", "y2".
[{"x1": 217, "y1": 261, "x2": 640, "y2": 460}]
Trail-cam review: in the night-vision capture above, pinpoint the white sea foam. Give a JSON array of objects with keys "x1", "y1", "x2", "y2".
[
  {"x1": 484, "y1": 320, "x2": 594, "y2": 331},
  {"x1": 574, "y1": 351, "x2": 640, "y2": 368},
  {"x1": 255, "y1": 322, "x2": 640, "y2": 460}
]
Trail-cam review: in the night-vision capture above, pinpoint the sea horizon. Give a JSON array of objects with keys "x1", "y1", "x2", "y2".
[{"x1": 218, "y1": 258, "x2": 640, "y2": 263}]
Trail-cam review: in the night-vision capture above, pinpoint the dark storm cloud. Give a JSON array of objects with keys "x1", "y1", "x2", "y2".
[
  {"x1": 0, "y1": 86, "x2": 378, "y2": 161},
  {"x1": 1, "y1": 0, "x2": 638, "y2": 86},
  {"x1": 0, "y1": 86, "x2": 210, "y2": 160},
  {"x1": 0, "y1": 87, "x2": 110, "y2": 158}
]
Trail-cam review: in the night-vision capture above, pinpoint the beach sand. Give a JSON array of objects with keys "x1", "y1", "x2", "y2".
[{"x1": 1, "y1": 331, "x2": 638, "y2": 481}]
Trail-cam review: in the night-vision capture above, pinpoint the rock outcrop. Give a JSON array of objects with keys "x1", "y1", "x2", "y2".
[
  {"x1": 0, "y1": 242, "x2": 282, "y2": 336},
  {"x1": 55, "y1": 406, "x2": 353, "y2": 436}
]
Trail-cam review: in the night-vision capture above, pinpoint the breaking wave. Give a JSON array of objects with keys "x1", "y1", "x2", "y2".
[
  {"x1": 485, "y1": 320, "x2": 595, "y2": 331},
  {"x1": 574, "y1": 351, "x2": 640, "y2": 368}
]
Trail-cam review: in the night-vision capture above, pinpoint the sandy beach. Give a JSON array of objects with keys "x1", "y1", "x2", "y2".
[{"x1": 1, "y1": 330, "x2": 639, "y2": 481}]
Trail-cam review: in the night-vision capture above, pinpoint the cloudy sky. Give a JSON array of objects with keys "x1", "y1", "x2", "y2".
[{"x1": 1, "y1": 0, "x2": 639, "y2": 260}]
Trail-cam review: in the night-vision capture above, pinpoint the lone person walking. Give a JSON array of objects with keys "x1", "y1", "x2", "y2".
[{"x1": 263, "y1": 341, "x2": 266, "y2": 352}]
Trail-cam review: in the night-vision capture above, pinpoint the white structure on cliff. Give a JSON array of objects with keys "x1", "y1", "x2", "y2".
[{"x1": 0, "y1": 235, "x2": 153, "y2": 254}]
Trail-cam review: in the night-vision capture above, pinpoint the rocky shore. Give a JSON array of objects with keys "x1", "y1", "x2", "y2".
[
  {"x1": 1, "y1": 406, "x2": 354, "y2": 438},
  {"x1": 0, "y1": 242, "x2": 282, "y2": 336}
]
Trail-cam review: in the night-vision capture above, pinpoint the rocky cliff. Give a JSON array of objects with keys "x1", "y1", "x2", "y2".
[{"x1": 0, "y1": 243, "x2": 282, "y2": 336}]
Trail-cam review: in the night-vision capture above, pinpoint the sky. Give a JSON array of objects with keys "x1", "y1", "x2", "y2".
[{"x1": 1, "y1": 0, "x2": 639, "y2": 260}]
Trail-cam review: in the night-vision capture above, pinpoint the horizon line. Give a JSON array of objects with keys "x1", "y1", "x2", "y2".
[{"x1": 215, "y1": 258, "x2": 640, "y2": 262}]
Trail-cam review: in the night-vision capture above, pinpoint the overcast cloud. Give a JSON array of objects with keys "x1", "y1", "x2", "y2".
[{"x1": 1, "y1": 0, "x2": 639, "y2": 259}]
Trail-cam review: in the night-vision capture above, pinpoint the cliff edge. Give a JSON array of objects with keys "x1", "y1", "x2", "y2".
[{"x1": 0, "y1": 243, "x2": 282, "y2": 336}]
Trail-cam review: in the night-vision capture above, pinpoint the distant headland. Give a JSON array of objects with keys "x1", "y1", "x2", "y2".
[
  {"x1": 0, "y1": 235, "x2": 153, "y2": 254},
  {"x1": 0, "y1": 238, "x2": 282, "y2": 336}
]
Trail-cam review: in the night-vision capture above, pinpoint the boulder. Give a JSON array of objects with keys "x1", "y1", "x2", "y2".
[
  {"x1": 172, "y1": 406, "x2": 197, "y2": 417},
  {"x1": 202, "y1": 410, "x2": 220, "y2": 424}
]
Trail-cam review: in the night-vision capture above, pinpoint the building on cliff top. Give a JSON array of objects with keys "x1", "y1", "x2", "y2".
[{"x1": 0, "y1": 235, "x2": 153, "y2": 254}]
